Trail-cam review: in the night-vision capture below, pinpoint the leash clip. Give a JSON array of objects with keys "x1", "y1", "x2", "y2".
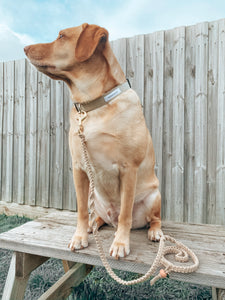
[{"x1": 77, "y1": 110, "x2": 87, "y2": 134}]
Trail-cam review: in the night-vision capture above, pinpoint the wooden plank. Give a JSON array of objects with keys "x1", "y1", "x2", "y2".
[
  {"x1": 216, "y1": 19, "x2": 225, "y2": 225},
  {"x1": 0, "y1": 62, "x2": 3, "y2": 198},
  {"x1": 184, "y1": 25, "x2": 196, "y2": 222},
  {"x1": 2, "y1": 253, "x2": 29, "y2": 300},
  {"x1": 144, "y1": 33, "x2": 154, "y2": 134},
  {"x1": 25, "y1": 60, "x2": 38, "y2": 205},
  {"x1": 38, "y1": 263, "x2": 87, "y2": 300},
  {"x1": 126, "y1": 35, "x2": 144, "y2": 105},
  {"x1": 0, "y1": 211, "x2": 225, "y2": 288},
  {"x1": 0, "y1": 200, "x2": 66, "y2": 219},
  {"x1": 62, "y1": 83, "x2": 76, "y2": 211},
  {"x1": 62, "y1": 260, "x2": 76, "y2": 272},
  {"x1": 194, "y1": 22, "x2": 208, "y2": 223},
  {"x1": 16, "y1": 252, "x2": 48, "y2": 278},
  {"x1": 13, "y1": 59, "x2": 26, "y2": 204},
  {"x1": 171, "y1": 27, "x2": 185, "y2": 221},
  {"x1": 150, "y1": 31, "x2": 164, "y2": 192},
  {"x1": 212, "y1": 288, "x2": 225, "y2": 300},
  {"x1": 207, "y1": 21, "x2": 219, "y2": 224},
  {"x1": 36, "y1": 72, "x2": 51, "y2": 207},
  {"x1": 2, "y1": 61, "x2": 14, "y2": 203},
  {"x1": 162, "y1": 29, "x2": 173, "y2": 220},
  {"x1": 111, "y1": 38, "x2": 127, "y2": 75},
  {"x1": 50, "y1": 80, "x2": 64, "y2": 209},
  {"x1": 144, "y1": 31, "x2": 164, "y2": 191}
]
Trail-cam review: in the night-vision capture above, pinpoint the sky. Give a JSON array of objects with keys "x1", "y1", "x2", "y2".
[{"x1": 0, "y1": 0, "x2": 225, "y2": 62}]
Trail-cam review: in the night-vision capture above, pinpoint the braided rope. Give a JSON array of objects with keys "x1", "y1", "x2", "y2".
[{"x1": 77, "y1": 116, "x2": 199, "y2": 285}]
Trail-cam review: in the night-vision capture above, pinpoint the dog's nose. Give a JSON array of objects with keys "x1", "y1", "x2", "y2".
[{"x1": 24, "y1": 45, "x2": 30, "y2": 55}]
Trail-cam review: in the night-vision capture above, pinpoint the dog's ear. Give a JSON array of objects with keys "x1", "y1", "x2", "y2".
[{"x1": 75, "y1": 23, "x2": 108, "y2": 62}]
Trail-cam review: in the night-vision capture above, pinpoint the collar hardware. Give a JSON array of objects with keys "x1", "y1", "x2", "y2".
[{"x1": 73, "y1": 79, "x2": 131, "y2": 113}]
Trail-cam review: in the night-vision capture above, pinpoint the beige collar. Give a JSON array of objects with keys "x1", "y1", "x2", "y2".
[{"x1": 73, "y1": 80, "x2": 131, "y2": 113}]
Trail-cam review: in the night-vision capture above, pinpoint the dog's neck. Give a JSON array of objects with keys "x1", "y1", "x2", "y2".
[{"x1": 68, "y1": 42, "x2": 126, "y2": 103}]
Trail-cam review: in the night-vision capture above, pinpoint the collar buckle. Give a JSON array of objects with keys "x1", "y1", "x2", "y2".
[{"x1": 74, "y1": 102, "x2": 81, "y2": 113}]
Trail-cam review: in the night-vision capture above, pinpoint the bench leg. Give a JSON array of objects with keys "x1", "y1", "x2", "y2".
[
  {"x1": 2, "y1": 253, "x2": 29, "y2": 300},
  {"x1": 2, "y1": 252, "x2": 49, "y2": 300},
  {"x1": 38, "y1": 262, "x2": 93, "y2": 300},
  {"x1": 212, "y1": 287, "x2": 225, "y2": 300}
]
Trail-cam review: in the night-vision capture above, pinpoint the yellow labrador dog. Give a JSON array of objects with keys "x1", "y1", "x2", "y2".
[{"x1": 24, "y1": 23, "x2": 162, "y2": 259}]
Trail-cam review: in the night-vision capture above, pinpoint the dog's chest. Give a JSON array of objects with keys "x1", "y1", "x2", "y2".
[{"x1": 87, "y1": 132, "x2": 121, "y2": 194}]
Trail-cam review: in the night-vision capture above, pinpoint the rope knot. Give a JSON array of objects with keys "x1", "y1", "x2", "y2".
[{"x1": 150, "y1": 268, "x2": 170, "y2": 286}]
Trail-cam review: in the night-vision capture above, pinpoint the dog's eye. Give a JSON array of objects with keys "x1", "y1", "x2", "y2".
[{"x1": 58, "y1": 34, "x2": 64, "y2": 39}]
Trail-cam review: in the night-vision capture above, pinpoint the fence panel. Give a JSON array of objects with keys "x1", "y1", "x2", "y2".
[
  {"x1": 13, "y1": 59, "x2": 26, "y2": 205},
  {"x1": 36, "y1": 72, "x2": 51, "y2": 207},
  {"x1": 207, "y1": 21, "x2": 218, "y2": 224},
  {"x1": 144, "y1": 31, "x2": 164, "y2": 192},
  {"x1": 216, "y1": 19, "x2": 225, "y2": 225},
  {"x1": 25, "y1": 61, "x2": 38, "y2": 206},
  {"x1": 194, "y1": 22, "x2": 208, "y2": 223},
  {"x1": 2, "y1": 61, "x2": 14, "y2": 203},
  {"x1": 0, "y1": 19, "x2": 225, "y2": 224},
  {"x1": 163, "y1": 28, "x2": 174, "y2": 220},
  {"x1": 0, "y1": 62, "x2": 3, "y2": 198},
  {"x1": 50, "y1": 80, "x2": 64, "y2": 209},
  {"x1": 126, "y1": 35, "x2": 144, "y2": 104},
  {"x1": 62, "y1": 83, "x2": 76, "y2": 211}
]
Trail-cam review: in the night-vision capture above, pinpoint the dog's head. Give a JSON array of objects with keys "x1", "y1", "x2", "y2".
[{"x1": 24, "y1": 23, "x2": 109, "y2": 81}]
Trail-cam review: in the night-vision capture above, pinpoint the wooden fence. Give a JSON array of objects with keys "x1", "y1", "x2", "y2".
[{"x1": 0, "y1": 19, "x2": 225, "y2": 225}]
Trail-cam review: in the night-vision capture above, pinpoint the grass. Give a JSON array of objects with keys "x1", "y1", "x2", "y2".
[
  {"x1": 0, "y1": 214, "x2": 212, "y2": 300},
  {"x1": 69, "y1": 266, "x2": 212, "y2": 300}
]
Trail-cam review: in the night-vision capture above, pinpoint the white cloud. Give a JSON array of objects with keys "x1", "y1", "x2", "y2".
[{"x1": 0, "y1": 24, "x2": 35, "y2": 62}]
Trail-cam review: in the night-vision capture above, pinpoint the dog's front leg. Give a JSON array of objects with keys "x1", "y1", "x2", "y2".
[
  {"x1": 69, "y1": 167, "x2": 89, "y2": 251},
  {"x1": 110, "y1": 166, "x2": 137, "y2": 259}
]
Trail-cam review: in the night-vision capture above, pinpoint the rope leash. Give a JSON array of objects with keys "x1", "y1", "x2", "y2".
[{"x1": 77, "y1": 111, "x2": 199, "y2": 285}]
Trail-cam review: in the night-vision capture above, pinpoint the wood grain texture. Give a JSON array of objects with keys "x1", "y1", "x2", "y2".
[
  {"x1": 171, "y1": 27, "x2": 185, "y2": 221},
  {"x1": 111, "y1": 38, "x2": 127, "y2": 74},
  {"x1": 13, "y1": 59, "x2": 26, "y2": 205},
  {"x1": 194, "y1": 22, "x2": 208, "y2": 223},
  {"x1": 162, "y1": 29, "x2": 173, "y2": 220},
  {"x1": 126, "y1": 35, "x2": 144, "y2": 104},
  {"x1": 36, "y1": 72, "x2": 51, "y2": 208},
  {"x1": 62, "y1": 83, "x2": 76, "y2": 211},
  {"x1": 145, "y1": 31, "x2": 164, "y2": 192},
  {"x1": 15, "y1": 252, "x2": 48, "y2": 278},
  {"x1": 2, "y1": 253, "x2": 29, "y2": 300},
  {"x1": 184, "y1": 24, "x2": 196, "y2": 222},
  {"x1": 24, "y1": 61, "x2": 38, "y2": 206},
  {"x1": 0, "y1": 211, "x2": 224, "y2": 289},
  {"x1": 207, "y1": 21, "x2": 219, "y2": 224},
  {"x1": 0, "y1": 62, "x2": 3, "y2": 198},
  {"x1": 216, "y1": 19, "x2": 225, "y2": 225},
  {"x1": 50, "y1": 80, "x2": 64, "y2": 209},
  {"x1": 2, "y1": 61, "x2": 14, "y2": 203}
]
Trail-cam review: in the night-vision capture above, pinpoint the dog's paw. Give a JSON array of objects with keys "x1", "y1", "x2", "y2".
[
  {"x1": 68, "y1": 233, "x2": 88, "y2": 251},
  {"x1": 109, "y1": 240, "x2": 130, "y2": 259},
  {"x1": 109, "y1": 231, "x2": 130, "y2": 259},
  {"x1": 148, "y1": 228, "x2": 163, "y2": 242}
]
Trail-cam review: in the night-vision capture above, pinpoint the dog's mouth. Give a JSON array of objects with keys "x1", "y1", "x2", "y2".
[
  {"x1": 30, "y1": 60, "x2": 65, "y2": 80},
  {"x1": 31, "y1": 60, "x2": 56, "y2": 70}
]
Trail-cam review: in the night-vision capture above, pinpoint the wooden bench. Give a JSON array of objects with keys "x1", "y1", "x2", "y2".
[{"x1": 0, "y1": 211, "x2": 224, "y2": 300}]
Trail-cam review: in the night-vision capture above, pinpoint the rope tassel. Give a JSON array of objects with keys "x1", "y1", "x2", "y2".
[{"x1": 77, "y1": 112, "x2": 199, "y2": 286}]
